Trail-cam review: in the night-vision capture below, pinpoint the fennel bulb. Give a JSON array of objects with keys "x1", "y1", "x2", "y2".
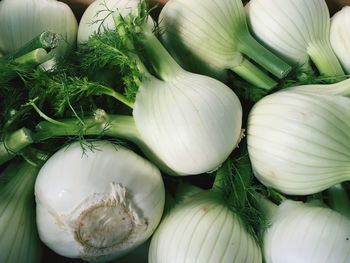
[
  {"x1": 0, "y1": 0, "x2": 78, "y2": 69},
  {"x1": 0, "y1": 160, "x2": 43, "y2": 263},
  {"x1": 133, "y1": 74, "x2": 242, "y2": 176},
  {"x1": 247, "y1": 0, "x2": 344, "y2": 76},
  {"x1": 330, "y1": 6, "x2": 350, "y2": 74},
  {"x1": 263, "y1": 200, "x2": 350, "y2": 263},
  {"x1": 247, "y1": 78, "x2": 350, "y2": 195},
  {"x1": 158, "y1": 0, "x2": 292, "y2": 90},
  {"x1": 133, "y1": 27, "x2": 243, "y2": 176},
  {"x1": 35, "y1": 141, "x2": 165, "y2": 262},
  {"x1": 78, "y1": 0, "x2": 141, "y2": 44},
  {"x1": 149, "y1": 190, "x2": 262, "y2": 263}
]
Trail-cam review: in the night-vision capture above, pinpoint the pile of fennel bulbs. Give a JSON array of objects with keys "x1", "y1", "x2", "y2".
[{"x1": 0, "y1": 0, "x2": 350, "y2": 262}]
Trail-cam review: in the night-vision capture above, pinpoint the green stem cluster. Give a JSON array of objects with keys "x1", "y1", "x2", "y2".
[
  {"x1": 13, "y1": 48, "x2": 50, "y2": 67},
  {"x1": 5, "y1": 31, "x2": 59, "y2": 60},
  {"x1": 229, "y1": 30, "x2": 292, "y2": 90},
  {"x1": 33, "y1": 111, "x2": 139, "y2": 142},
  {"x1": 137, "y1": 24, "x2": 182, "y2": 81},
  {"x1": 2, "y1": 31, "x2": 60, "y2": 68},
  {"x1": 0, "y1": 111, "x2": 139, "y2": 166},
  {"x1": 238, "y1": 32, "x2": 292, "y2": 79},
  {"x1": 233, "y1": 58, "x2": 277, "y2": 90}
]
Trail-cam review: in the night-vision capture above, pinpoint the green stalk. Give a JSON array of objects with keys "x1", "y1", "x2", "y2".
[
  {"x1": 326, "y1": 184, "x2": 350, "y2": 219},
  {"x1": 33, "y1": 111, "x2": 140, "y2": 143},
  {"x1": 34, "y1": 110, "x2": 181, "y2": 176},
  {"x1": 96, "y1": 84, "x2": 135, "y2": 108},
  {"x1": 0, "y1": 128, "x2": 33, "y2": 165},
  {"x1": 113, "y1": 15, "x2": 150, "y2": 77},
  {"x1": 0, "y1": 111, "x2": 134, "y2": 159},
  {"x1": 28, "y1": 99, "x2": 73, "y2": 128},
  {"x1": 5, "y1": 31, "x2": 59, "y2": 60},
  {"x1": 137, "y1": 25, "x2": 183, "y2": 81},
  {"x1": 237, "y1": 32, "x2": 292, "y2": 79},
  {"x1": 308, "y1": 41, "x2": 345, "y2": 77},
  {"x1": 0, "y1": 109, "x2": 175, "y2": 175},
  {"x1": 13, "y1": 48, "x2": 51, "y2": 67},
  {"x1": 231, "y1": 58, "x2": 277, "y2": 90}
]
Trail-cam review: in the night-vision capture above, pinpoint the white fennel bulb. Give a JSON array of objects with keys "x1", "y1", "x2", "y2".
[
  {"x1": 133, "y1": 72, "x2": 242, "y2": 176},
  {"x1": 149, "y1": 190, "x2": 262, "y2": 263},
  {"x1": 78, "y1": 0, "x2": 141, "y2": 44},
  {"x1": 330, "y1": 6, "x2": 350, "y2": 74},
  {"x1": 158, "y1": 0, "x2": 291, "y2": 90},
  {"x1": 35, "y1": 141, "x2": 165, "y2": 262},
  {"x1": 131, "y1": 26, "x2": 243, "y2": 176},
  {"x1": 247, "y1": 0, "x2": 344, "y2": 76},
  {"x1": 0, "y1": 0, "x2": 77, "y2": 68},
  {"x1": 247, "y1": 78, "x2": 350, "y2": 195},
  {"x1": 263, "y1": 200, "x2": 350, "y2": 263},
  {"x1": 0, "y1": 160, "x2": 44, "y2": 263}
]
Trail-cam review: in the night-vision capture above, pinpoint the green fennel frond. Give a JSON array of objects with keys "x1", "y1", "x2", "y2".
[
  {"x1": 231, "y1": 66, "x2": 350, "y2": 104},
  {"x1": 77, "y1": 0, "x2": 152, "y2": 100},
  {"x1": 0, "y1": 57, "x2": 39, "y2": 91},
  {"x1": 273, "y1": 65, "x2": 349, "y2": 94},
  {"x1": 90, "y1": 0, "x2": 116, "y2": 34},
  {"x1": 229, "y1": 75, "x2": 268, "y2": 103},
  {"x1": 27, "y1": 69, "x2": 126, "y2": 116},
  {"x1": 214, "y1": 147, "x2": 268, "y2": 246},
  {"x1": 78, "y1": 30, "x2": 142, "y2": 101},
  {"x1": 0, "y1": 58, "x2": 39, "y2": 129}
]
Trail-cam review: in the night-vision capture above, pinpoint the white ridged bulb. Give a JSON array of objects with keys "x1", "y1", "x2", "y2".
[
  {"x1": 247, "y1": 79, "x2": 350, "y2": 195},
  {"x1": 330, "y1": 6, "x2": 350, "y2": 74},
  {"x1": 264, "y1": 200, "x2": 350, "y2": 263},
  {"x1": 134, "y1": 73, "x2": 243, "y2": 176},
  {"x1": 247, "y1": 0, "x2": 343, "y2": 76},
  {"x1": 0, "y1": 0, "x2": 77, "y2": 67},
  {"x1": 158, "y1": 0, "x2": 246, "y2": 72},
  {"x1": 35, "y1": 141, "x2": 165, "y2": 262},
  {"x1": 149, "y1": 191, "x2": 262, "y2": 263},
  {"x1": 0, "y1": 161, "x2": 42, "y2": 263}
]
